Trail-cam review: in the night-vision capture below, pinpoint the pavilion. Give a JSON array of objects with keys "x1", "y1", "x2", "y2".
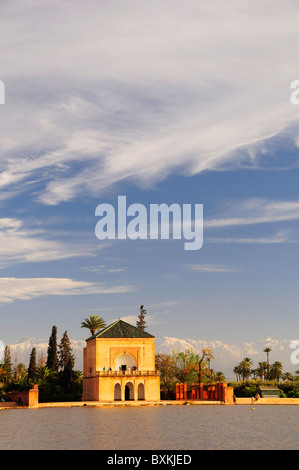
[{"x1": 82, "y1": 319, "x2": 160, "y2": 402}]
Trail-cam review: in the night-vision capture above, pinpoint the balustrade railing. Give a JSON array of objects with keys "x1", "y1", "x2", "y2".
[{"x1": 96, "y1": 370, "x2": 159, "y2": 376}]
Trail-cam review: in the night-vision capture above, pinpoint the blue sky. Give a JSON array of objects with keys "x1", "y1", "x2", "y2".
[{"x1": 1, "y1": 1, "x2": 299, "y2": 366}]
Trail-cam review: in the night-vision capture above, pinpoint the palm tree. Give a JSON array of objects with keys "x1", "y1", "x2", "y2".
[
  {"x1": 13, "y1": 362, "x2": 27, "y2": 381},
  {"x1": 269, "y1": 361, "x2": 283, "y2": 382},
  {"x1": 257, "y1": 362, "x2": 268, "y2": 381},
  {"x1": 263, "y1": 347, "x2": 272, "y2": 379},
  {"x1": 239, "y1": 357, "x2": 253, "y2": 381},
  {"x1": 263, "y1": 347, "x2": 272, "y2": 364},
  {"x1": 81, "y1": 315, "x2": 106, "y2": 336},
  {"x1": 233, "y1": 365, "x2": 242, "y2": 382},
  {"x1": 214, "y1": 371, "x2": 226, "y2": 383},
  {"x1": 36, "y1": 366, "x2": 56, "y2": 381},
  {"x1": 282, "y1": 372, "x2": 293, "y2": 382}
]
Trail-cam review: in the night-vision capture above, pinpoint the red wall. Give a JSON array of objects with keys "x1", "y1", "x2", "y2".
[
  {"x1": 5, "y1": 385, "x2": 39, "y2": 407},
  {"x1": 176, "y1": 383, "x2": 234, "y2": 403}
]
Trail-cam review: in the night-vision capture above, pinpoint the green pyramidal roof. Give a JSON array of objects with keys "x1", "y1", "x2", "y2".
[{"x1": 86, "y1": 319, "x2": 155, "y2": 341}]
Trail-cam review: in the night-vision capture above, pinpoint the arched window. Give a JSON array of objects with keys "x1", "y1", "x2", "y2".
[
  {"x1": 138, "y1": 383, "x2": 145, "y2": 400},
  {"x1": 114, "y1": 383, "x2": 121, "y2": 401}
]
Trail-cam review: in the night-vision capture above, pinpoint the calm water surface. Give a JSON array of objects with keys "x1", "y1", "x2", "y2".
[{"x1": 0, "y1": 405, "x2": 298, "y2": 450}]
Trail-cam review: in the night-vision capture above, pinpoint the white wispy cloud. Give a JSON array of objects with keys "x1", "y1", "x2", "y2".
[
  {"x1": 1, "y1": 1, "x2": 299, "y2": 204},
  {"x1": 0, "y1": 277, "x2": 134, "y2": 304},
  {"x1": 78, "y1": 265, "x2": 125, "y2": 274},
  {"x1": 205, "y1": 199, "x2": 299, "y2": 229},
  {"x1": 207, "y1": 229, "x2": 296, "y2": 244},
  {"x1": 186, "y1": 264, "x2": 239, "y2": 273},
  {"x1": 0, "y1": 217, "x2": 97, "y2": 267}
]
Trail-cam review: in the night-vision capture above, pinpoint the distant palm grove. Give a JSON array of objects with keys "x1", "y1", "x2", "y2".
[{"x1": 231, "y1": 348, "x2": 299, "y2": 398}]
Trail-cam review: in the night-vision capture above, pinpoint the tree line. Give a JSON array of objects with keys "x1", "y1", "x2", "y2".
[
  {"x1": 233, "y1": 347, "x2": 299, "y2": 383},
  {"x1": 0, "y1": 308, "x2": 147, "y2": 401},
  {"x1": 0, "y1": 327, "x2": 82, "y2": 402},
  {"x1": 4, "y1": 310, "x2": 297, "y2": 401},
  {"x1": 155, "y1": 348, "x2": 225, "y2": 398}
]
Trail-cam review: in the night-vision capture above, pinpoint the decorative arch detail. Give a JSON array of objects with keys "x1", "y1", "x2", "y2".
[{"x1": 115, "y1": 353, "x2": 136, "y2": 371}]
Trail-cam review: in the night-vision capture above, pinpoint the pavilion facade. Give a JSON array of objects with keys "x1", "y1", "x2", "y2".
[{"x1": 82, "y1": 319, "x2": 160, "y2": 402}]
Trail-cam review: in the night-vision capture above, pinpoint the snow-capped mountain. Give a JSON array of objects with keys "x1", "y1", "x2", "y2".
[
  {"x1": 4, "y1": 335, "x2": 298, "y2": 380},
  {"x1": 156, "y1": 336, "x2": 298, "y2": 378},
  {"x1": 7, "y1": 337, "x2": 86, "y2": 371}
]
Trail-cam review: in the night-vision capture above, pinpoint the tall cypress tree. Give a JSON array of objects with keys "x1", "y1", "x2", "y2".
[
  {"x1": 3, "y1": 346, "x2": 12, "y2": 386},
  {"x1": 136, "y1": 305, "x2": 147, "y2": 331},
  {"x1": 27, "y1": 347, "x2": 37, "y2": 380},
  {"x1": 58, "y1": 331, "x2": 75, "y2": 393},
  {"x1": 46, "y1": 325, "x2": 59, "y2": 372},
  {"x1": 58, "y1": 330, "x2": 74, "y2": 371}
]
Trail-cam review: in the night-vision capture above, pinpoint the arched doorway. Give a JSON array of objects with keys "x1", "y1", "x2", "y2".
[
  {"x1": 138, "y1": 383, "x2": 145, "y2": 400},
  {"x1": 114, "y1": 383, "x2": 121, "y2": 401},
  {"x1": 115, "y1": 353, "x2": 136, "y2": 371},
  {"x1": 125, "y1": 382, "x2": 134, "y2": 400}
]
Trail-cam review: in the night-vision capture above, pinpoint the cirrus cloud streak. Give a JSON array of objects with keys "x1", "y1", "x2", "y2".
[
  {"x1": 1, "y1": 1, "x2": 299, "y2": 204},
  {"x1": 0, "y1": 277, "x2": 134, "y2": 304}
]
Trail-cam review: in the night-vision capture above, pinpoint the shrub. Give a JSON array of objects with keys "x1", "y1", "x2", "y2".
[{"x1": 229, "y1": 382, "x2": 258, "y2": 397}]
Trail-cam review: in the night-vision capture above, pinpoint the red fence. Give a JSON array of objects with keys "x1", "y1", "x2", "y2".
[{"x1": 176, "y1": 383, "x2": 234, "y2": 403}]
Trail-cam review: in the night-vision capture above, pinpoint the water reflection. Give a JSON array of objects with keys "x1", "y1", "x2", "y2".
[{"x1": 0, "y1": 405, "x2": 298, "y2": 450}]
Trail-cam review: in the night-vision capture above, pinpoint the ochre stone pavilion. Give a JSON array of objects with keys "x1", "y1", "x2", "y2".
[{"x1": 82, "y1": 319, "x2": 160, "y2": 402}]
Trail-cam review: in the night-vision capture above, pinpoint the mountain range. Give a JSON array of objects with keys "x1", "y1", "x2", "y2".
[{"x1": 5, "y1": 335, "x2": 298, "y2": 380}]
